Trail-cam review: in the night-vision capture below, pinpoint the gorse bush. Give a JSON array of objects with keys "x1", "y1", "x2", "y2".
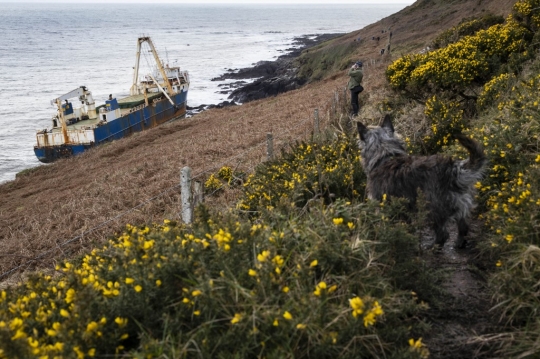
[
  {"x1": 239, "y1": 135, "x2": 366, "y2": 213},
  {"x1": 204, "y1": 166, "x2": 244, "y2": 193},
  {"x1": 471, "y1": 66, "x2": 540, "y2": 205},
  {"x1": 0, "y1": 194, "x2": 431, "y2": 358},
  {"x1": 432, "y1": 15, "x2": 505, "y2": 49},
  {"x1": 386, "y1": 0, "x2": 540, "y2": 355},
  {"x1": 477, "y1": 72, "x2": 516, "y2": 109},
  {"x1": 0, "y1": 132, "x2": 434, "y2": 358},
  {"x1": 386, "y1": 15, "x2": 531, "y2": 97},
  {"x1": 421, "y1": 96, "x2": 465, "y2": 153},
  {"x1": 514, "y1": 0, "x2": 540, "y2": 30},
  {"x1": 470, "y1": 65, "x2": 540, "y2": 333}
]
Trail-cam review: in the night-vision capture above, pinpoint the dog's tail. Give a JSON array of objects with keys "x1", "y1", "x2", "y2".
[{"x1": 455, "y1": 134, "x2": 487, "y2": 173}]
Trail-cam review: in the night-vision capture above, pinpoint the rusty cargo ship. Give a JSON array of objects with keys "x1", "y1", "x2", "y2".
[{"x1": 34, "y1": 36, "x2": 189, "y2": 163}]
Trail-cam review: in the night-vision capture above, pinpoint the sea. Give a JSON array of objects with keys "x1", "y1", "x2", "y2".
[{"x1": 0, "y1": 2, "x2": 408, "y2": 184}]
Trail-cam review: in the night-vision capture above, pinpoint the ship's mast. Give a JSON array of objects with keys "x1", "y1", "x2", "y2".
[
  {"x1": 130, "y1": 39, "x2": 143, "y2": 96},
  {"x1": 130, "y1": 36, "x2": 174, "y2": 96},
  {"x1": 56, "y1": 99, "x2": 70, "y2": 144}
]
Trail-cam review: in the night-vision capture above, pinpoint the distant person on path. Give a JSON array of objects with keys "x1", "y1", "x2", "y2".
[{"x1": 347, "y1": 61, "x2": 364, "y2": 117}]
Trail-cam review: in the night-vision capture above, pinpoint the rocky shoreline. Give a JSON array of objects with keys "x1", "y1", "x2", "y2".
[{"x1": 186, "y1": 33, "x2": 341, "y2": 115}]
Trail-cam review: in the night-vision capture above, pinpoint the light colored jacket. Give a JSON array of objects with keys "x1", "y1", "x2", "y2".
[{"x1": 347, "y1": 68, "x2": 363, "y2": 89}]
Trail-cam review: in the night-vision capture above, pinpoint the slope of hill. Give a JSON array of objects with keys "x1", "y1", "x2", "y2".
[
  {"x1": 0, "y1": 0, "x2": 515, "y2": 283},
  {"x1": 4, "y1": 0, "x2": 537, "y2": 358},
  {"x1": 295, "y1": 0, "x2": 516, "y2": 85}
]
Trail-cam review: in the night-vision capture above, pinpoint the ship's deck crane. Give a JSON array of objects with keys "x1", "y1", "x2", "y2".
[
  {"x1": 130, "y1": 37, "x2": 175, "y2": 97},
  {"x1": 50, "y1": 86, "x2": 96, "y2": 144},
  {"x1": 50, "y1": 86, "x2": 91, "y2": 106}
]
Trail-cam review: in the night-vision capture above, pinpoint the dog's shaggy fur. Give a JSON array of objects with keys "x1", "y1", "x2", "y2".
[{"x1": 357, "y1": 115, "x2": 487, "y2": 248}]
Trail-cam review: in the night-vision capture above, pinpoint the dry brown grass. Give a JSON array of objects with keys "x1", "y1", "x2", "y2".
[{"x1": 0, "y1": 0, "x2": 515, "y2": 284}]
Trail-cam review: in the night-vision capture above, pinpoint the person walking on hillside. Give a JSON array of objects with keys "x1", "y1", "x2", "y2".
[{"x1": 348, "y1": 61, "x2": 364, "y2": 117}]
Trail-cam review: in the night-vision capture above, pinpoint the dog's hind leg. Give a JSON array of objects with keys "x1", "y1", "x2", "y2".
[
  {"x1": 433, "y1": 218, "x2": 450, "y2": 248},
  {"x1": 455, "y1": 218, "x2": 469, "y2": 249}
]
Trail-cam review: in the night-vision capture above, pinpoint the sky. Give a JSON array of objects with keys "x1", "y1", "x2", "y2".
[{"x1": 0, "y1": 0, "x2": 416, "y2": 3}]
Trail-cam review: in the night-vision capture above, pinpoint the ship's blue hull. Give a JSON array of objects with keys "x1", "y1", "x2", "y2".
[{"x1": 34, "y1": 91, "x2": 188, "y2": 163}]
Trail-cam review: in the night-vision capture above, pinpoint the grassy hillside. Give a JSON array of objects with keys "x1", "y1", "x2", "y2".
[
  {"x1": 294, "y1": 0, "x2": 516, "y2": 84},
  {"x1": 6, "y1": 0, "x2": 540, "y2": 358},
  {"x1": 0, "y1": 0, "x2": 515, "y2": 283}
]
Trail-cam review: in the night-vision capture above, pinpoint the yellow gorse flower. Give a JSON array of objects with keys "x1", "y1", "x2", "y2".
[
  {"x1": 363, "y1": 301, "x2": 384, "y2": 327},
  {"x1": 272, "y1": 255, "x2": 284, "y2": 266},
  {"x1": 313, "y1": 281, "x2": 327, "y2": 296},
  {"x1": 86, "y1": 321, "x2": 99, "y2": 333},
  {"x1": 65, "y1": 288, "x2": 76, "y2": 304},
  {"x1": 231, "y1": 313, "x2": 243, "y2": 324},
  {"x1": 257, "y1": 250, "x2": 271, "y2": 262},
  {"x1": 349, "y1": 297, "x2": 364, "y2": 318},
  {"x1": 115, "y1": 317, "x2": 128, "y2": 327}
]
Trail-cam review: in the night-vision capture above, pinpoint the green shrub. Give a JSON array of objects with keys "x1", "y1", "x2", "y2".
[
  {"x1": 205, "y1": 166, "x2": 245, "y2": 193},
  {"x1": 385, "y1": 5, "x2": 540, "y2": 354},
  {"x1": 514, "y1": 0, "x2": 540, "y2": 31},
  {"x1": 238, "y1": 135, "x2": 366, "y2": 213},
  {"x1": 387, "y1": 16, "x2": 530, "y2": 97},
  {"x1": 0, "y1": 131, "x2": 439, "y2": 358},
  {"x1": 432, "y1": 15, "x2": 505, "y2": 49},
  {"x1": 420, "y1": 95, "x2": 465, "y2": 154},
  {"x1": 477, "y1": 73, "x2": 516, "y2": 110},
  {"x1": 0, "y1": 200, "x2": 432, "y2": 359}
]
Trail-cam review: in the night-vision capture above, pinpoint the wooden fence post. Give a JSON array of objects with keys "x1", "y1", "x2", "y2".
[
  {"x1": 181, "y1": 166, "x2": 193, "y2": 224},
  {"x1": 266, "y1": 133, "x2": 274, "y2": 161}
]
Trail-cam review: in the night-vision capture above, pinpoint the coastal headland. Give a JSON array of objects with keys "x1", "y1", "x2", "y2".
[{"x1": 187, "y1": 33, "x2": 341, "y2": 113}]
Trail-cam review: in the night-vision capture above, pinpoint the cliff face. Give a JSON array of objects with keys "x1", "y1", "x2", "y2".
[{"x1": 0, "y1": 0, "x2": 516, "y2": 281}]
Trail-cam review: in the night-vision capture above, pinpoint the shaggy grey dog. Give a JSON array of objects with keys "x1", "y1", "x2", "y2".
[{"x1": 357, "y1": 115, "x2": 487, "y2": 248}]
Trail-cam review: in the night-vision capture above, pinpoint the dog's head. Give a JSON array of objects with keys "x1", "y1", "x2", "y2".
[
  {"x1": 357, "y1": 114, "x2": 395, "y2": 143},
  {"x1": 356, "y1": 115, "x2": 407, "y2": 170}
]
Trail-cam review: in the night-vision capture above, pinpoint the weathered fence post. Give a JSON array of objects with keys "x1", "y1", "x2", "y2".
[
  {"x1": 181, "y1": 166, "x2": 193, "y2": 224},
  {"x1": 314, "y1": 109, "x2": 320, "y2": 136},
  {"x1": 266, "y1": 133, "x2": 274, "y2": 161}
]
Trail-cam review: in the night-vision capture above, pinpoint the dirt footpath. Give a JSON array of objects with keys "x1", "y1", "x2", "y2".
[{"x1": 422, "y1": 221, "x2": 502, "y2": 359}]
